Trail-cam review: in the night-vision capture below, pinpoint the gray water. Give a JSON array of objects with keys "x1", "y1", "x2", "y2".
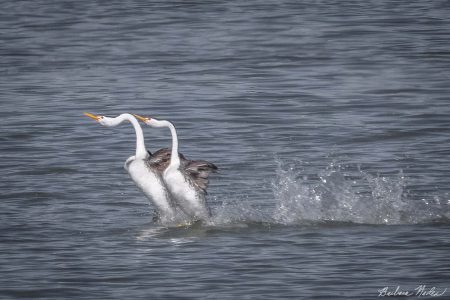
[{"x1": 1, "y1": 1, "x2": 450, "y2": 299}]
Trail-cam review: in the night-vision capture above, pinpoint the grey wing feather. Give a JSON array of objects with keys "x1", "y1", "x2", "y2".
[
  {"x1": 147, "y1": 148, "x2": 218, "y2": 194},
  {"x1": 183, "y1": 160, "x2": 218, "y2": 195},
  {"x1": 146, "y1": 148, "x2": 187, "y2": 174}
]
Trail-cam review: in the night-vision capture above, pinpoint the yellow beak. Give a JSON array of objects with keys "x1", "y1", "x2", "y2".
[
  {"x1": 84, "y1": 112, "x2": 100, "y2": 121},
  {"x1": 133, "y1": 114, "x2": 149, "y2": 122}
]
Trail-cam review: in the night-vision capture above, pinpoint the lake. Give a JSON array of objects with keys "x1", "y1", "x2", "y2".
[{"x1": 1, "y1": 0, "x2": 449, "y2": 299}]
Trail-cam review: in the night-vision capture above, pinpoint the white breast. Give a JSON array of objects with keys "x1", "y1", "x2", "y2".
[
  {"x1": 164, "y1": 166, "x2": 209, "y2": 219},
  {"x1": 126, "y1": 158, "x2": 174, "y2": 218}
]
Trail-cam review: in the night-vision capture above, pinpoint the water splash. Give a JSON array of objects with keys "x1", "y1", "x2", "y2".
[
  {"x1": 210, "y1": 197, "x2": 269, "y2": 225},
  {"x1": 272, "y1": 158, "x2": 449, "y2": 225},
  {"x1": 140, "y1": 158, "x2": 449, "y2": 235}
]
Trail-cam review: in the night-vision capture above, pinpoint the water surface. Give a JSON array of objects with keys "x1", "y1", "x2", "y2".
[{"x1": 1, "y1": 1, "x2": 450, "y2": 299}]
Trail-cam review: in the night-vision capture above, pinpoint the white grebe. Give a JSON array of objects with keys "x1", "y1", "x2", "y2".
[
  {"x1": 134, "y1": 114, "x2": 217, "y2": 221},
  {"x1": 84, "y1": 113, "x2": 177, "y2": 223}
]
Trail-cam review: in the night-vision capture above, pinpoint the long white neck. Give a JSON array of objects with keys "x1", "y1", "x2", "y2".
[
  {"x1": 113, "y1": 114, "x2": 148, "y2": 159},
  {"x1": 151, "y1": 119, "x2": 180, "y2": 167},
  {"x1": 166, "y1": 121, "x2": 180, "y2": 167}
]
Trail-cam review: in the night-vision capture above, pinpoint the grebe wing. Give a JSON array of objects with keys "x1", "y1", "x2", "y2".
[
  {"x1": 147, "y1": 148, "x2": 187, "y2": 174},
  {"x1": 182, "y1": 159, "x2": 218, "y2": 194}
]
